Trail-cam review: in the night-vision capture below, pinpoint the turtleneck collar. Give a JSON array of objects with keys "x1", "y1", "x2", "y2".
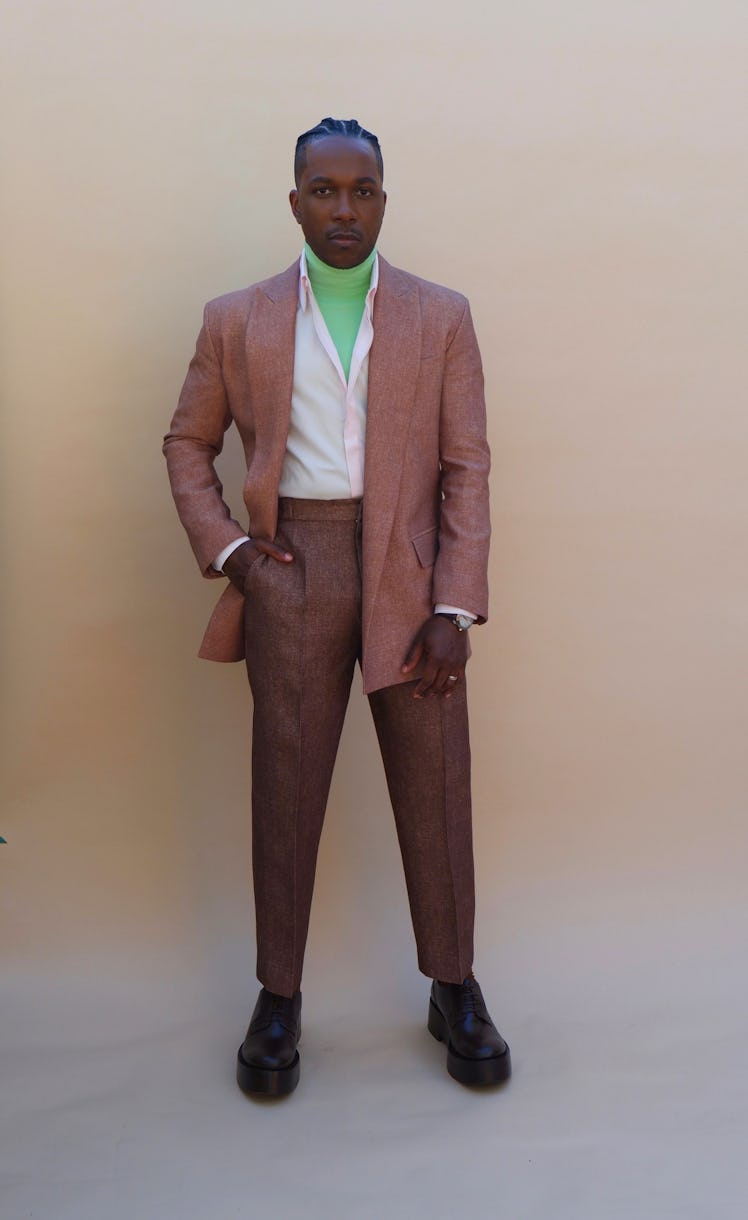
[{"x1": 303, "y1": 243, "x2": 377, "y2": 297}]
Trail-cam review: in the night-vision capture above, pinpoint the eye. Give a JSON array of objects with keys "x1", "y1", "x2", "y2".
[
  {"x1": 357, "y1": 188, "x2": 373, "y2": 197},
  {"x1": 313, "y1": 186, "x2": 332, "y2": 197}
]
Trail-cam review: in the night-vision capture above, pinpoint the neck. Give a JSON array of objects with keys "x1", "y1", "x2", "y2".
[{"x1": 304, "y1": 244, "x2": 376, "y2": 295}]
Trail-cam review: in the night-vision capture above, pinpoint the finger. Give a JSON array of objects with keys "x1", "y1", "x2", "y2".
[
  {"x1": 414, "y1": 658, "x2": 440, "y2": 698},
  {"x1": 257, "y1": 540, "x2": 294, "y2": 562},
  {"x1": 401, "y1": 640, "x2": 423, "y2": 674},
  {"x1": 424, "y1": 657, "x2": 462, "y2": 697},
  {"x1": 440, "y1": 668, "x2": 462, "y2": 697},
  {"x1": 429, "y1": 664, "x2": 456, "y2": 696}
]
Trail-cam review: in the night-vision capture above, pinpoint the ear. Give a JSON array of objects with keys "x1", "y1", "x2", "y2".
[{"x1": 289, "y1": 189, "x2": 301, "y2": 224}]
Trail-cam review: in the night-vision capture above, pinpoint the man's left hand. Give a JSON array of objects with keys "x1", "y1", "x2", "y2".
[{"x1": 401, "y1": 616, "x2": 468, "y2": 698}]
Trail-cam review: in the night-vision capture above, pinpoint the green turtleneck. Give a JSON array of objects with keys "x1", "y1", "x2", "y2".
[{"x1": 304, "y1": 243, "x2": 376, "y2": 380}]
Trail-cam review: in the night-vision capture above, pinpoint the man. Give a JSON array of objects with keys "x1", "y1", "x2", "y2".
[{"x1": 164, "y1": 118, "x2": 510, "y2": 1095}]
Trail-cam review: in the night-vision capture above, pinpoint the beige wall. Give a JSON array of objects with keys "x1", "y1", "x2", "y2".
[{"x1": 2, "y1": 1, "x2": 746, "y2": 985}]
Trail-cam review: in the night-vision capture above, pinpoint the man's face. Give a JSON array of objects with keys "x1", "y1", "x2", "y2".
[{"x1": 289, "y1": 135, "x2": 386, "y2": 269}]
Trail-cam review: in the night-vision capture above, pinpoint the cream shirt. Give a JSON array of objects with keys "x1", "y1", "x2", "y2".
[{"x1": 278, "y1": 246, "x2": 375, "y2": 499}]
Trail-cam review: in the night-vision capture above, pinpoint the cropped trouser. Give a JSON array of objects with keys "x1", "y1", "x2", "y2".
[{"x1": 244, "y1": 498, "x2": 475, "y2": 998}]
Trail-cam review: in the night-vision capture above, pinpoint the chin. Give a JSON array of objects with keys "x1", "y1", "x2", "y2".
[{"x1": 329, "y1": 248, "x2": 367, "y2": 268}]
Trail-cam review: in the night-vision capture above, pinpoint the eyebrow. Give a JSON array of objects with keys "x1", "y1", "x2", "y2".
[{"x1": 307, "y1": 175, "x2": 379, "y2": 186}]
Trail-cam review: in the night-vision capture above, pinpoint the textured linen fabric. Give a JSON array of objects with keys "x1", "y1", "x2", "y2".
[
  {"x1": 163, "y1": 255, "x2": 490, "y2": 694},
  {"x1": 245, "y1": 499, "x2": 475, "y2": 997}
]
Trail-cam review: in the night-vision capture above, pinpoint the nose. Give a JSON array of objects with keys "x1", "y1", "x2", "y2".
[{"x1": 332, "y1": 190, "x2": 356, "y2": 222}]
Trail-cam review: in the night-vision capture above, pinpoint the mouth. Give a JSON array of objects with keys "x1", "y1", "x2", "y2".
[{"x1": 327, "y1": 231, "x2": 361, "y2": 246}]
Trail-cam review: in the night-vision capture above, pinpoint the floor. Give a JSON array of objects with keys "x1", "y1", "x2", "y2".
[{"x1": 3, "y1": 902, "x2": 746, "y2": 1220}]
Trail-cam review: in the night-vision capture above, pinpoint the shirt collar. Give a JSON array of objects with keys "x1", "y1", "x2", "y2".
[{"x1": 298, "y1": 248, "x2": 379, "y2": 312}]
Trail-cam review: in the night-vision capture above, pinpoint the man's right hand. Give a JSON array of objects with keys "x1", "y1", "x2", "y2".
[{"x1": 223, "y1": 538, "x2": 294, "y2": 594}]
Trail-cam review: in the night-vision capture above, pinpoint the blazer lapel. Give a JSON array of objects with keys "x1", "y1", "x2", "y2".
[
  {"x1": 363, "y1": 257, "x2": 422, "y2": 627},
  {"x1": 242, "y1": 261, "x2": 299, "y2": 538}
]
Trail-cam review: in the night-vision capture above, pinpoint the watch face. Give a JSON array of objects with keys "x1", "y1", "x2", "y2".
[{"x1": 455, "y1": 614, "x2": 473, "y2": 631}]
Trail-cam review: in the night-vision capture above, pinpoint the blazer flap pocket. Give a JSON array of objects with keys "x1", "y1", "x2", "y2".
[{"x1": 411, "y1": 526, "x2": 438, "y2": 568}]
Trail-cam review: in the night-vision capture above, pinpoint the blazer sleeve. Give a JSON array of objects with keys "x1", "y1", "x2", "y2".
[
  {"x1": 433, "y1": 298, "x2": 491, "y2": 622},
  {"x1": 163, "y1": 303, "x2": 248, "y2": 578}
]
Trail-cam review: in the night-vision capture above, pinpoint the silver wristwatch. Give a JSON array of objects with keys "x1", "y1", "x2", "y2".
[{"x1": 438, "y1": 612, "x2": 474, "y2": 632}]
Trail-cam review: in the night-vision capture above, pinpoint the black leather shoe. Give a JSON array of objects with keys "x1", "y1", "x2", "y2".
[
  {"x1": 236, "y1": 988, "x2": 302, "y2": 1096},
  {"x1": 428, "y1": 976, "x2": 511, "y2": 1086}
]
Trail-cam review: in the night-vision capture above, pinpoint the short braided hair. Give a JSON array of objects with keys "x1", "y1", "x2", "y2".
[{"x1": 294, "y1": 118, "x2": 383, "y2": 185}]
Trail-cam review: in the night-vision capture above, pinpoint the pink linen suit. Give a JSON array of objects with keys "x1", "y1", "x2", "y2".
[{"x1": 164, "y1": 255, "x2": 491, "y2": 994}]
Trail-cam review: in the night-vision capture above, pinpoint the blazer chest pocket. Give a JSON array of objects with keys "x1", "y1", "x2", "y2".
[{"x1": 411, "y1": 526, "x2": 438, "y2": 568}]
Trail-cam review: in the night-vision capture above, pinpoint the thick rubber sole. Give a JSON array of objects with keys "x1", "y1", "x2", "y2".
[
  {"x1": 428, "y1": 1000, "x2": 512, "y2": 1086},
  {"x1": 236, "y1": 1046, "x2": 300, "y2": 1097}
]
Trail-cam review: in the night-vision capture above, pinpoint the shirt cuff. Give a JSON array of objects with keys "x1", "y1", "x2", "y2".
[
  {"x1": 213, "y1": 537, "x2": 251, "y2": 573},
  {"x1": 434, "y1": 604, "x2": 477, "y2": 621}
]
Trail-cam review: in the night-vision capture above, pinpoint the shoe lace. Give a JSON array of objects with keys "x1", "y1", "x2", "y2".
[
  {"x1": 269, "y1": 992, "x2": 298, "y2": 1031},
  {"x1": 459, "y1": 977, "x2": 482, "y2": 1018}
]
